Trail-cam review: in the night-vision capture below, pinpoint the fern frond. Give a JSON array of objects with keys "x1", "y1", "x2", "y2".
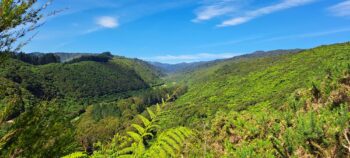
[
  {"x1": 173, "y1": 129, "x2": 186, "y2": 141},
  {"x1": 156, "y1": 103, "x2": 161, "y2": 114},
  {"x1": 136, "y1": 141, "x2": 146, "y2": 156},
  {"x1": 161, "y1": 136, "x2": 181, "y2": 151},
  {"x1": 138, "y1": 115, "x2": 151, "y2": 127},
  {"x1": 146, "y1": 127, "x2": 193, "y2": 158},
  {"x1": 148, "y1": 145, "x2": 168, "y2": 158},
  {"x1": 167, "y1": 132, "x2": 183, "y2": 144},
  {"x1": 117, "y1": 146, "x2": 134, "y2": 155},
  {"x1": 159, "y1": 141, "x2": 176, "y2": 157},
  {"x1": 127, "y1": 131, "x2": 142, "y2": 142},
  {"x1": 175, "y1": 127, "x2": 193, "y2": 138},
  {"x1": 158, "y1": 147, "x2": 168, "y2": 158},
  {"x1": 131, "y1": 124, "x2": 146, "y2": 135},
  {"x1": 142, "y1": 132, "x2": 154, "y2": 138},
  {"x1": 147, "y1": 108, "x2": 156, "y2": 120},
  {"x1": 145, "y1": 124, "x2": 161, "y2": 132}
]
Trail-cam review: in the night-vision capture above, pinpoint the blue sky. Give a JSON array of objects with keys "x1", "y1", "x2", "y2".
[{"x1": 23, "y1": 0, "x2": 350, "y2": 63}]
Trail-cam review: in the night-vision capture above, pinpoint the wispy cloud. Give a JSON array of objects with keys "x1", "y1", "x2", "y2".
[
  {"x1": 217, "y1": 0, "x2": 316, "y2": 27},
  {"x1": 143, "y1": 53, "x2": 238, "y2": 63},
  {"x1": 193, "y1": 0, "x2": 252, "y2": 23},
  {"x1": 193, "y1": 0, "x2": 237, "y2": 22},
  {"x1": 80, "y1": 16, "x2": 119, "y2": 35},
  {"x1": 96, "y1": 16, "x2": 119, "y2": 28},
  {"x1": 328, "y1": 0, "x2": 350, "y2": 17}
]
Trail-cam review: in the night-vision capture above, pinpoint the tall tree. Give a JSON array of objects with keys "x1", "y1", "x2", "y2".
[{"x1": 0, "y1": 0, "x2": 51, "y2": 53}]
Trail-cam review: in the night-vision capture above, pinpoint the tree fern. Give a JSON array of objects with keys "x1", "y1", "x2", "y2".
[
  {"x1": 145, "y1": 127, "x2": 193, "y2": 158},
  {"x1": 117, "y1": 106, "x2": 163, "y2": 157},
  {"x1": 112, "y1": 103, "x2": 193, "y2": 158},
  {"x1": 69, "y1": 99, "x2": 195, "y2": 158}
]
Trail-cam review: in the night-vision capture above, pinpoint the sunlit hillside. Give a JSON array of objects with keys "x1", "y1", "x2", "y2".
[{"x1": 1, "y1": 0, "x2": 350, "y2": 157}]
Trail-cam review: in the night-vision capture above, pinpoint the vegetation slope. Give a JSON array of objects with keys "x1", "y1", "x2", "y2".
[
  {"x1": 0, "y1": 53, "x2": 172, "y2": 157},
  {"x1": 65, "y1": 42, "x2": 350, "y2": 158},
  {"x1": 1, "y1": 42, "x2": 350, "y2": 157},
  {"x1": 155, "y1": 42, "x2": 350, "y2": 157}
]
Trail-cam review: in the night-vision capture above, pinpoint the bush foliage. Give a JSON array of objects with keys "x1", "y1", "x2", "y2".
[{"x1": 1, "y1": 42, "x2": 350, "y2": 157}]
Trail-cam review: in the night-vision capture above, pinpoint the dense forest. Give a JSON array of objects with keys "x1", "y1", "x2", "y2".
[
  {"x1": 1, "y1": 0, "x2": 350, "y2": 157},
  {"x1": 0, "y1": 52, "x2": 184, "y2": 157},
  {"x1": 1, "y1": 42, "x2": 350, "y2": 157}
]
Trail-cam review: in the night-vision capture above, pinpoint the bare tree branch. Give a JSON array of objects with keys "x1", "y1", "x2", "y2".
[{"x1": 0, "y1": 0, "x2": 58, "y2": 53}]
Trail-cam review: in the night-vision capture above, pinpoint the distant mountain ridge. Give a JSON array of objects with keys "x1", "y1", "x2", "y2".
[
  {"x1": 30, "y1": 52, "x2": 96, "y2": 62},
  {"x1": 149, "y1": 61, "x2": 207, "y2": 74},
  {"x1": 150, "y1": 49, "x2": 303, "y2": 74},
  {"x1": 30, "y1": 49, "x2": 302, "y2": 72}
]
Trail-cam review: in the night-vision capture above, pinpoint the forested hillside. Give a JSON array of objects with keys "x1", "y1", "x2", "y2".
[
  {"x1": 0, "y1": 53, "x2": 175, "y2": 157},
  {"x1": 156, "y1": 42, "x2": 350, "y2": 157},
  {"x1": 1, "y1": 43, "x2": 350, "y2": 157},
  {"x1": 1, "y1": 53, "x2": 156, "y2": 99},
  {"x1": 60, "y1": 42, "x2": 350, "y2": 158},
  {"x1": 3, "y1": 0, "x2": 350, "y2": 157}
]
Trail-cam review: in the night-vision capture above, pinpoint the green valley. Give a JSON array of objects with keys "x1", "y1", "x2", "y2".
[
  {"x1": 1, "y1": 0, "x2": 350, "y2": 157},
  {"x1": 1, "y1": 42, "x2": 350, "y2": 157}
]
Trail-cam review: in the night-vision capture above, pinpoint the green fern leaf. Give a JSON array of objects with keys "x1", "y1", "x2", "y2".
[
  {"x1": 158, "y1": 147, "x2": 168, "y2": 158},
  {"x1": 142, "y1": 132, "x2": 154, "y2": 138},
  {"x1": 162, "y1": 136, "x2": 181, "y2": 151},
  {"x1": 138, "y1": 115, "x2": 151, "y2": 127},
  {"x1": 117, "y1": 146, "x2": 134, "y2": 155},
  {"x1": 156, "y1": 104, "x2": 161, "y2": 114},
  {"x1": 127, "y1": 131, "x2": 142, "y2": 142},
  {"x1": 167, "y1": 132, "x2": 183, "y2": 144},
  {"x1": 159, "y1": 141, "x2": 176, "y2": 157},
  {"x1": 131, "y1": 124, "x2": 146, "y2": 135},
  {"x1": 147, "y1": 108, "x2": 156, "y2": 120},
  {"x1": 145, "y1": 124, "x2": 161, "y2": 132},
  {"x1": 149, "y1": 146, "x2": 168, "y2": 158},
  {"x1": 136, "y1": 141, "x2": 146, "y2": 157},
  {"x1": 173, "y1": 130, "x2": 186, "y2": 141}
]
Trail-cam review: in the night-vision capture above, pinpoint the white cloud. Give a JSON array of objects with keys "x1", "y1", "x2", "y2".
[
  {"x1": 80, "y1": 16, "x2": 119, "y2": 35},
  {"x1": 193, "y1": 5, "x2": 234, "y2": 22},
  {"x1": 218, "y1": 0, "x2": 316, "y2": 27},
  {"x1": 193, "y1": 0, "x2": 246, "y2": 22},
  {"x1": 143, "y1": 53, "x2": 238, "y2": 63},
  {"x1": 96, "y1": 16, "x2": 119, "y2": 28},
  {"x1": 329, "y1": 0, "x2": 350, "y2": 17}
]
